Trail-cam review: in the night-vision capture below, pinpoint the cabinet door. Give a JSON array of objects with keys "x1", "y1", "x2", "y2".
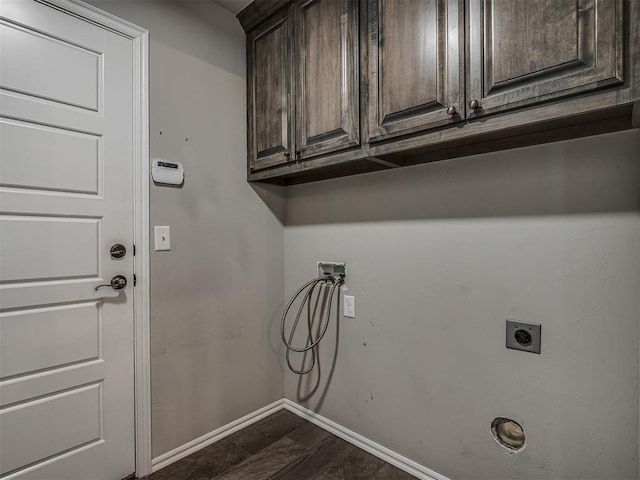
[
  {"x1": 247, "y1": 5, "x2": 294, "y2": 171},
  {"x1": 368, "y1": 0, "x2": 464, "y2": 142},
  {"x1": 467, "y1": 0, "x2": 623, "y2": 117},
  {"x1": 295, "y1": 0, "x2": 360, "y2": 160}
]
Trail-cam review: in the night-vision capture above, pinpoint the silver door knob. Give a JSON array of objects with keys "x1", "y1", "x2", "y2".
[
  {"x1": 469, "y1": 99, "x2": 479, "y2": 110},
  {"x1": 446, "y1": 106, "x2": 456, "y2": 116},
  {"x1": 95, "y1": 275, "x2": 128, "y2": 291}
]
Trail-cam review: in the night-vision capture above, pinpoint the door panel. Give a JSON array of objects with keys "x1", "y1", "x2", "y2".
[
  {"x1": 0, "y1": 2, "x2": 135, "y2": 479},
  {"x1": 0, "y1": 302, "x2": 100, "y2": 378},
  {"x1": 1, "y1": 383, "x2": 102, "y2": 476},
  {"x1": 368, "y1": 0, "x2": 464, "y2": 142},
  {"x1": 248, "y1": 5, "x2": 294, "y2": 171},
  {"x1": 0, "y1": 118, "x2": 101, "y2": 194},
  {"x1": 295, "y1": 0, "x2": 359, "y2": 159},
  {"x1": 0, "y1": 215, "x2": 100, "y2": 282},
  {"x1": 488, "y1": 1, "x2": 578, "y2": 84},
  {"x1": 0, "y1": 20, "x2": 101, "y2": 110},
  {"x1": 380, "y1": 1, "x2": 438, "y2": 115},
  {"x1": 467, "y1": 0, "x2": 623, "y2": 117}
]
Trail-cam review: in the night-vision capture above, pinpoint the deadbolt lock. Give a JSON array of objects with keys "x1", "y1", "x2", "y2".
[{"x1": 110, "y1": 243, "x2": 127, "y2": 259}]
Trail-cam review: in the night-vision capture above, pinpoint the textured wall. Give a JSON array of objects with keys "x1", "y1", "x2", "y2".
[
  {"x1": 85, "y1": 0, "x2": 285, "y2": 458},
  {"x1": 284, "y1": 130, "x2": 640, "y2": 480}
]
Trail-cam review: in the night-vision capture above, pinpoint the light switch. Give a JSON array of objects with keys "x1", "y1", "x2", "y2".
[
  {"x1": 154, "y1": 226, "x2": 171, "y2": 251},
  {"x1": 344, "y1": 295, "x2": 355, "y2": 318}
]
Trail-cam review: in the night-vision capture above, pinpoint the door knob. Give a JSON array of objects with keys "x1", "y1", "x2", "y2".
[
  {"x1": 95, "y1": 275, "x2": 128, "y2": 291},
  {"x1": 469, "y1": 99, "x2": 479, "y2": 110},
  {"x1": 446, "y1": 106, "x2": 456, "y2": 116}
]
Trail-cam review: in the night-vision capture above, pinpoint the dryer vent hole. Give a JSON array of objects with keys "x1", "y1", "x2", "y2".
[{"x1": 491, "y1": 417, "x2": 526, "y2": 452}]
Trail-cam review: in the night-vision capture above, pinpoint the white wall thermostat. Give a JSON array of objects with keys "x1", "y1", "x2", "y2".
[{"x1": 152, "y1": 159, "x2": 184, "y2": 185}]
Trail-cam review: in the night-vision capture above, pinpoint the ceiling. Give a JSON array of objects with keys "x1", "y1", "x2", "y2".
[{"x1": 212, "y1": 0, "x2": 252, "y2": 14}]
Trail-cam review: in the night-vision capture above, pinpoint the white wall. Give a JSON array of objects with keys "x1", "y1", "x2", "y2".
[
  {"x1": 85, "y1": 0, "x2": 285, "y2": 458},
  {"x1": 284, "y1": 130, "x2": 640, "y2": 479}
]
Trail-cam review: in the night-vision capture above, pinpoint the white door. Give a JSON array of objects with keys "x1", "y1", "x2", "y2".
[{"x1": 0, "y1": 1, "x2": 136, "y2": 479}]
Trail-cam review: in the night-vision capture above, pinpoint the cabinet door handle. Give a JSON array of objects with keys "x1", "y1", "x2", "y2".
[
  {"x1": 446, "y1": 106, "x2": 456, "y2": 116},
  {"x1": 469, "y1": 99, "x2": 479, "y2": 110}
]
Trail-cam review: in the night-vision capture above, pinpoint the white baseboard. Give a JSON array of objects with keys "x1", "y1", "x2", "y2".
[
  {"x1": 150, "y1": 397, "x2": 450, "y2": 480},
  {"x1": 150, "y1": 399, "x2": 285, "y2": 472},
  {"x1": 283, "y1": 399, "x2": 451, "y2": 480}
]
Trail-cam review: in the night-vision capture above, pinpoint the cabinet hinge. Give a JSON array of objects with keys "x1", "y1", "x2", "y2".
[
  {"x1": 133, "y1": 274, "x2": 137, "y2": 287},
  {"x1": 133, "y1": 244, "x2": 136, "y2": 256}
]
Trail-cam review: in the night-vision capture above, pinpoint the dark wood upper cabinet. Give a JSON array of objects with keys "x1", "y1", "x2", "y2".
[
  {"x1": 239, "y1": 0, "x2": 639, "y2": 184},
  {"x1": 294, "y1": 0, "x2": 360, "y2": 159},
  {"x1": 368, "y1": 0, "x2": 464, "y2": 142},
  {"x1": 247, "y1": 5, "x2": 294, "y2": 171},
  {"x1": 467, "y1": 0, "x2": 624, "y2": 117}
]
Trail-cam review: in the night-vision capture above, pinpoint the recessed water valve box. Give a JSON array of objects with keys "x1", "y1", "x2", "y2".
[
  {"x1": 506, "y1": 320, "x2": 541, "y2": 354},
  {"x1": 317, "y1": 262, "x2": 346, "y2": 280}
]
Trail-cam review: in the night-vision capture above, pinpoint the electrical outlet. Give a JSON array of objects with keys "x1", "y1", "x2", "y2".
[
  {"x1": 154, "y1": 226, "x2": 171, "y2": 251},
  {"x1": 506, "y1": 320, "x2": 541, "y2": 354},
  {"x1": 344, "y1": 295, "x2": 355, "y2": 318}
]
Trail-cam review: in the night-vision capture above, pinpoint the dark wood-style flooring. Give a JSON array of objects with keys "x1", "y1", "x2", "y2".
[{"x1": 143, "y1": 410, "x2": 417, "y2": 480}]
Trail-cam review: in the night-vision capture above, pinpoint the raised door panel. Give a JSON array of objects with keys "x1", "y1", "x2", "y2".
[
  {"x1": 467, "y1": 0, "x2": 623, "y2": 117},
  {"x1": 248, "y1": 6, "x2": 293, "y2": 171},
  {"x1": 368, "y1": 0, "x2": 464, "y2": 142},
  {"x1": 295, "y1": 0, "x2": 359, "y2": 160},
  {"x1": 0, "y1": 21, "x2": 100, "y2": 111}
]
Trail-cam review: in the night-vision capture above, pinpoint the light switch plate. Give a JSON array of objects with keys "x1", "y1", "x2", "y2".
[
  {"x1": 154, "y1": 226, "x2": 171, "y2": 251},
  {"x1": 506, "y1": 320, "x2": 541, "y2": 354},
  {"x1": 344, "y1": 295, "x2": 355, "y2": 318}
]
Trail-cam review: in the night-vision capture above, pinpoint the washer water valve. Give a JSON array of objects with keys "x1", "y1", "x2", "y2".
[{"x1": 317, "y1": 262, "x2": 346, "y2": 282}]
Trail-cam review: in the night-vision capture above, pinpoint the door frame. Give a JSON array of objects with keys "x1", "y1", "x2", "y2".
[{"x1": 37, "y1": 0, "x2": 152, "y2": 476}]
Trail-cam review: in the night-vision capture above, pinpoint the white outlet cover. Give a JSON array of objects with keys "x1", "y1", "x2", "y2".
[
  {"x1": 154, "y1": 226, "x2": 171, "y2": 251},
  {"x1": 344, "y1": 295, "x2": 355, "y2": 318}
]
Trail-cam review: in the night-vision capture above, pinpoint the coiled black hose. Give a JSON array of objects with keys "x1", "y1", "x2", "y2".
[{"x1": 280, "y1": 276, "x2": 343, "y2": 374}]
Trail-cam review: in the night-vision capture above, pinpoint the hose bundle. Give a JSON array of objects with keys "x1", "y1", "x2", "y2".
[{"x1": 280, "y1": 276, "x2": 343, "y2": 374}]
